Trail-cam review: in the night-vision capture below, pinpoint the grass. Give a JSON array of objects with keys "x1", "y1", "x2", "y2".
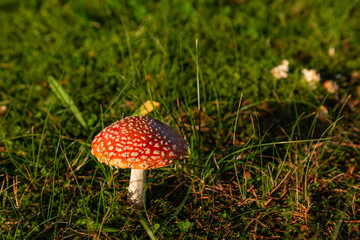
[{"x1": 1, "y1": 0, "x2": 360, "y2": 238}]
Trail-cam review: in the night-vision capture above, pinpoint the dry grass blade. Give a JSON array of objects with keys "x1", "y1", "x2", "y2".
[{"x1": 132, "y1": 100, "x2": 160, "y2": 116}]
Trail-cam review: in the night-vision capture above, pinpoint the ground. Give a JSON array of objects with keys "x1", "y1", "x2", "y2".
[{"x1": 1, "y1": 0, "x2": 360, "y2": 239}]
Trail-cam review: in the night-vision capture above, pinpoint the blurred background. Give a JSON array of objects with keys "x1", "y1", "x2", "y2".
[{"x1": 1, "y1": 0, "x2": 359, "y2": 238}]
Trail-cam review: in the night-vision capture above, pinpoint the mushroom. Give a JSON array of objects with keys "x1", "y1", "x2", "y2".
[{"x1": 91, "y1": 116, "x2": 187, "y2": 209}]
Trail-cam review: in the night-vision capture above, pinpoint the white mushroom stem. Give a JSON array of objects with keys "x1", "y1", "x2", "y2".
[{"x1": 127, "y1": 169, "x2": 146, "y2": 209}]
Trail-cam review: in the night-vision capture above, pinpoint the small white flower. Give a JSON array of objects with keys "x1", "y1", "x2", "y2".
[
  {"x1": 323, "y1": 80, "x2": 339, "y2": 94},
  {"x1": 328, "y1": 47, "x2": 335, "y2": 57},
  {"x1": 271, "y1": 59, "x2": 289, "y2": 79},
  {"x1": 0, "y1": 105, "x2": 7, "y2": 115},
  {"x1": 301, "y1": 68, "x2": 320, "y2": 89}
]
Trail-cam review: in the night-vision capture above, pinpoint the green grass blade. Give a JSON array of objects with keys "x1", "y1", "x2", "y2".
[
  {"x1": 166, "y1": 183, "x2": 193, "y2": 226},
  {"x1": 136, "y1": 211, "x2": 157, "y2": 240},
  {"x1": 48, "y1": 76, "x2": 87, "y2": 129}
]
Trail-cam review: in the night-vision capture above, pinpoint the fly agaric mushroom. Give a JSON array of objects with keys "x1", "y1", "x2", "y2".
[{"x1": 91, "y1": 116, "x2": 187, "y2": 209}]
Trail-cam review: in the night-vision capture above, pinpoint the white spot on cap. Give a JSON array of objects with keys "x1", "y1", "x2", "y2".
[{"x1": 92, "y1": 116, "x2": 187, "y2": 169}]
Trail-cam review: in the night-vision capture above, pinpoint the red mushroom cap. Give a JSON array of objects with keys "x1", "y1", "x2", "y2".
[{"x1": 91, "y1": 116, "x2": 187, "y2": 169}]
